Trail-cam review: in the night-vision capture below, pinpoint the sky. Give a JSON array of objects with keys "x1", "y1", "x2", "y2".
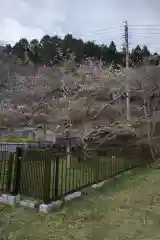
[{"x1": 0, "y1": 0, "x2": 160, "y2": 52}]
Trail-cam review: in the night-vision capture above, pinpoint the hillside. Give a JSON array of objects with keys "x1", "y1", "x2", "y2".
[{"x1": 0, "y1": 51, "x2": 160, "y2": 149}]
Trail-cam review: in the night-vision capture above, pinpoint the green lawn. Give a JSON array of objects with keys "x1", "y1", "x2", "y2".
[{"x1": 1, "y1": 168, "x2": 160, "y2": 239}]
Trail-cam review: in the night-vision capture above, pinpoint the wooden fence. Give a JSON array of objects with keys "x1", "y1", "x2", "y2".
[{"x1": 0, "y1": 144, "x2": 152, "y2": 203}]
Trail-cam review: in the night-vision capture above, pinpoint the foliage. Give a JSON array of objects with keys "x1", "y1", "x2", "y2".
[{"x1": 2, "y1": 34, "x2": 157, "y2": 67}]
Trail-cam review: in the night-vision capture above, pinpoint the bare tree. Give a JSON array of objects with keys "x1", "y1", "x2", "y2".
[{"x1": 1, "y1": 49, "x2": 160, "y2": 158}]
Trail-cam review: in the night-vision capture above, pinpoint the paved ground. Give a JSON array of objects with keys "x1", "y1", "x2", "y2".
[{"x1": 0, "y1": 168, "x2": 160, "y2": 240}]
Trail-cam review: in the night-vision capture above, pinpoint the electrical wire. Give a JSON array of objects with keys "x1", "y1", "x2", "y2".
[
  {"x1": 121, "y1": 24, "x2": 160, "y2": 52},
  {"x1": 83, "y1": 27, "x2": 123, "y2": 34},
  {"x1": 129, "y1": 24, "x2": 160, "y2": 27},
  {"x1": 1, "y1": 23, "x2": 160, "y2": 53}
]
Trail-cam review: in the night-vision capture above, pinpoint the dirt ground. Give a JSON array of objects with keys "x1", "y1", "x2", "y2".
[{"x1": 0, "y1": 168, "x2": 160, "y2": 240}]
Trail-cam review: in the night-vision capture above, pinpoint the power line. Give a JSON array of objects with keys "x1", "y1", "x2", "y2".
[
  {"x1": 84, "y1": 27, "x2": 123, "y2": 33},
  {"x1": 129, "y1": 28, "x2": 160, "y2": 31},
  {"x1": 0, "y1": 28, "x2": 123, "y2": 47},
  {"x1": 83, "y1": 26, "x2": 160, "y2": 45},
  {"x1": 129, "y1": 31, "x2": 160, "y2": 35},
  {"x1": 122, "y1": 23, "x2": 160, "y2": 52},
  {"x1": 83, "y1": 25, "x2": 160, "y2": 40},
  {"x1": 85, "y1": 32, "x2": 122, "y2": 37},
  {"x1": 128, "y1": 24, "x2": 160, "y2": 27},
  {"x1": 1, "y1": 24, "x2": 160, "y2": 53},
  {"x1": 84, "y1": 30, "x2": 123, "y2": 38}
]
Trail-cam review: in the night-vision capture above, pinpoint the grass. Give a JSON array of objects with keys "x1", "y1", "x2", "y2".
[{"x1": 0, "y1": 168, "x2": 160, "y2": 239}]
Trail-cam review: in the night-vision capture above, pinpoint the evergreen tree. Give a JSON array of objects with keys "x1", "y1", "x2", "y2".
[{"x1": 6, "y1": 33, "x2": 158, "y2": 67}]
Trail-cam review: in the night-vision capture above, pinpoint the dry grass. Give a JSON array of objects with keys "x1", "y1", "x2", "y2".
[{"x1": 0, "y1": 168, "x2": 160, "y2": 239}]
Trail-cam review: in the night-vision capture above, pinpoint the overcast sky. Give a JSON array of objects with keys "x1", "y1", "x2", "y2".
[{"x1": 0, "y1": 0, "x2": 160, "y2": 52}]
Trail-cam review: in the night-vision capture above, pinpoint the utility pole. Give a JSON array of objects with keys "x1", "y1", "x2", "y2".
[{"x1": 124, "y1": 21, "x2": 130, "y2": 121}]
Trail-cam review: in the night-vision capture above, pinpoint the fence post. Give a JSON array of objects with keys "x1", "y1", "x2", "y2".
[
  {"x1": 6, "y1": 153, "x2": 14, "y2": 193},
  {"x1": 12, "y1": 147, "x2": 23, "y2": 195},
  {"x1": 54, "y1": 155, "x2": 60, "y2": 200},
  {"x1": 43, "y1": 150, "x2": 52, "y2": 204},
  {"x1": 95, "y1": 152, "x2": 100, "y2": 181},
  {"x1": 140, "y1": 144, "x2": 153, "y2": 167}
]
